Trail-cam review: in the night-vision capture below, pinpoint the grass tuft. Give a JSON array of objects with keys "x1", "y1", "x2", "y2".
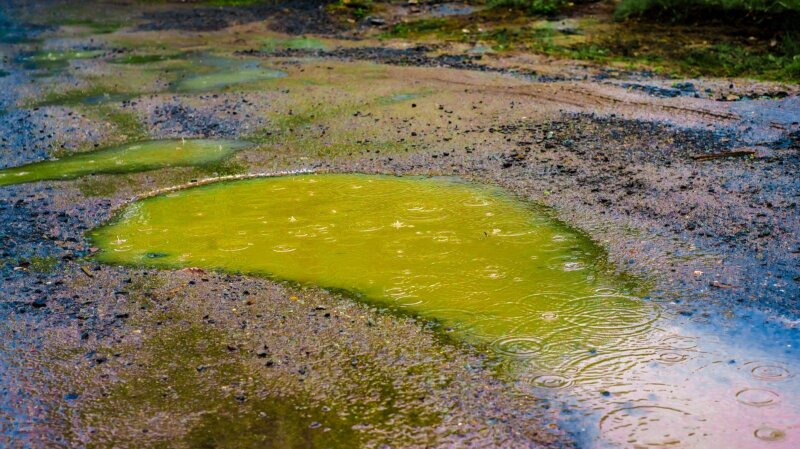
[{"x1": 489, "y1": 0, "x2": 567, "y2": 14}]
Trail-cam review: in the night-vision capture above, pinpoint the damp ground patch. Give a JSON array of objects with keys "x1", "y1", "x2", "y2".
[{"x1": 0, "y1": 139, "x2": 252, "y2": 186}]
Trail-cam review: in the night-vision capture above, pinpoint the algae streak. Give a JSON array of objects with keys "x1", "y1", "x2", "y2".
[{"x1": 0, "y1": 139, "x2": 252, "y2": 186}]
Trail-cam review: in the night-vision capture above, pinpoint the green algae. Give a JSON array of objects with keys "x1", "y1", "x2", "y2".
[
  {"x1": 109, "y1": 53, "x2": 182, "y2": 65},
  {"x1": 20, "y1": 49, "x2": 105, "y2": 70},
  {"x1": 0, "y1": 139, "x2": 251, "y2": 186},
  {"x1": 173, "y1": 68, "x2": 287, "y2": 93},
  {"x1": 35, "y1": 87, "x2": 137, "y2": 107},
  {"x1": 91, "y1": 174, "x2": 656, "y2": 376}
]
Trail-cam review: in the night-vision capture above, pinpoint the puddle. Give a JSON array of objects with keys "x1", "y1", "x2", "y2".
[
  {"x1": 18, "y1": 49, "x2": 105, "y2": 71},
  {"x1": 80, "y1": 92, "x2": 137, "y2": 105},
  {"x1": 89, "y1": 174, "x2": 800, "y2": 448},
  {"x1": 171, "y1": 54, "x2": 286, "y2": 93},
  {"x1": 0, "y1": 139, "x2": 251, "y2": 186},
  {"x1": 174, "y1": 68, "x2": 287, "y2": 92},
  {"x1": 91, "y1": 174, "x2": 645, "y2": 349},
  {"x1": 376, "y1": 91, "x2": 429, "y2": 105},
  {"x1": 428, "y1": 3, "x2": 475, "y2": 17}
]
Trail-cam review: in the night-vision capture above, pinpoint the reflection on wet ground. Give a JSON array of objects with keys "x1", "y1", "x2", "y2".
[
  {"x1": 90, "y1": 174, "x2": 800, "y2": 448},
  {"x1": 0, "y1": 139, "x2": 251, "y2": 186}
]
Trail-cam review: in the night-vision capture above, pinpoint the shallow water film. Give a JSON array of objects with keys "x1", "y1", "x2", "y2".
[
  {"x1": 174, "y1": 67, "x2": 287, "y2": 92},
  {"x1": 0, "y1": 139, "x2": 250, "y2": 186}
]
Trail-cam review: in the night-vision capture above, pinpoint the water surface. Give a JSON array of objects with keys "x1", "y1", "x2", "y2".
[
  {"x1": 0, "y1": 139, "x2": 251, "y2": 186},
  {"x1": 174, "y1": 66, "x2": 286, "y2": 92},
  {"x1": 18, "y1": 49, "x2": 104, "y2": 70},
  {"x1": 93, "y1": 174, "x2": 652, "y2": 361}
]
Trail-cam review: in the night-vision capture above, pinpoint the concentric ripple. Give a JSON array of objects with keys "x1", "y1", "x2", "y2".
[
  {"x1": 736, "y1": 388, "x2": 781, "y2": 407},
  {"x1": 600, "y1": 406, "x2": 706, "y2": 448},
  {"x1": 563, "y1": 294, "x2": 659, "y2": 336},
  {"x1": 754, "y1": 426, "x2": 786, "y2": 441},
  {"x1": 745, "y1": 362, "x2": 793, "y2": 382},
  {"x1": 490, "y1": 337, "x2": 544, "y2": 359},
  {"x1": 527, "y1": 374, "x2": 574, "y2": 390}
]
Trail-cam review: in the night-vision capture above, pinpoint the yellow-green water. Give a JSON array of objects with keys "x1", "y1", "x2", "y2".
[
  {"x1": 26, "y1": 49, "x2": 104, "y2": 62},
  {"x1": 91, "y1": 174, "x2": 657, "y2": 371},
  {"x1": 0, "y1": 139, "x2": 250, "y2": 186},
  {"x1": 174, "y1": 68, "x2": 287, "y2": 92},
  {"x1": 0, "y1": 139, "x2": 251, "y2": 186},
  {"x1": 20, "y1": 49, "x2": 105, "y2": 70}
]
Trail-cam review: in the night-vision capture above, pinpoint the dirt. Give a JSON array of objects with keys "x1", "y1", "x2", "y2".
[{"x1": 1, "y1": 0, "x2": 799, "y2": 448}]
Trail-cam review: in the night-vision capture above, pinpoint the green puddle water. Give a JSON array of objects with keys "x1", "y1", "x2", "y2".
[
  {"x1": 0, "y1": 139, "x2": 251, "y2": 186},
  {"x1": 91, "y1": 174, "x2": 657, "y2": 375},
  {"x1": 173, "y1": 67, "x2": 287, "y2": 92},
  {"x1": 20, "y1": 49, "x2": 105, "y2": 70}
]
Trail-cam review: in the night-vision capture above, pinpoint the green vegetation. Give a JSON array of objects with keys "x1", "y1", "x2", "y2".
[
  {"x1": 615, "y1": 0, "x2": 800, "y2": 22},
  {"x1": 109, "y1": 53, "x2": 182, "y2": 65},
  {"x1": 34, "y1": 86, "x2": 137, "y2": 107},
  {"x1": 489, "y1": 0, "x2": 567, "y2": 14},
  {"x1": 327, "y1": 0, "x2": 374, "y2": 20},
  {"x1": 76, "y1": 176, "x2": 137, "y2": 197},
  {"x1": 383, "y1": 3, "x2": 800, "y2": 81},
  {"x1": 386, "y1": 18, "x2": 449, "y2": 39},
  {"x1": 613, "y1": 0, "x2": 800, "y2": 80},
  {"x1": 99, "y1": 107, "x2": 148, "y2": 141}
]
